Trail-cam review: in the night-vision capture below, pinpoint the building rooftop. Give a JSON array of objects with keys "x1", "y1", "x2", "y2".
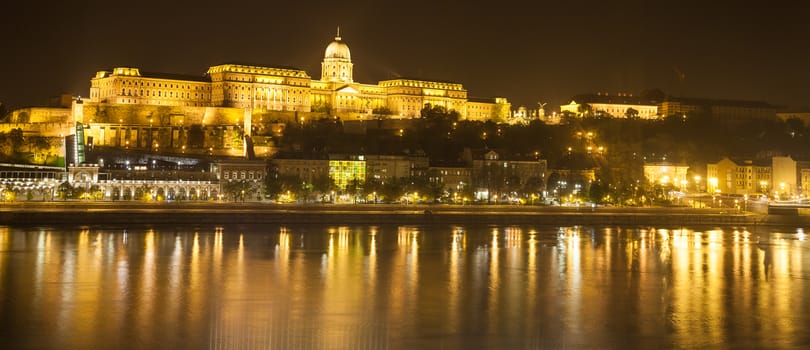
[
  {"x1": 663, "y1": 97, "x2": 779, "y2": 109},
  {"x1": 567, "y1": 93, "x2": 658, "y2": 106},
  {"x1": 139, "y1": 71, "x2": 212, "y2": 83}
]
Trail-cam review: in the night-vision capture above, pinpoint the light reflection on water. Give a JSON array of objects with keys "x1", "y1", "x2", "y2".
[{"x1": 1, "y1": 225, "x2": 809, "y2": 349}]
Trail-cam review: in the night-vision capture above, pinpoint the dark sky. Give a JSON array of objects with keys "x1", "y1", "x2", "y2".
[{"x1": 1, "y1": 0, "x2": 808, "y2": 110}]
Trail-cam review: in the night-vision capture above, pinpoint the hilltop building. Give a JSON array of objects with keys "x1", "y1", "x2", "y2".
[
  {"x1": 658, "y1": 97, "x2": 779, "y2": 121},
  {"x1": 560, "y1": 93, "x2": 659, "y2": 119},
  {"x1": 86, "y1": 29, "x2": 510, "y2": 122},
  {"x1": 559, "y1": 93, "x2": 781, "y2": 122}
]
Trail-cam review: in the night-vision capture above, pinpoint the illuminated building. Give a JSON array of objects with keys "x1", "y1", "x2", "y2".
[
  {"x1": 86, "y1": 29, "x2": 511, "y2": 122},
  {"x1": 659, "y1": 97, "x2": 779, "y2": 121},
  {"x1": 428, "y1": 164, "x2": 471, "y2": 195},
  {"x1": 770, "y1": 156, "x2": 810, "y2": 198},
  {"x1": 776, "y1": 111, "x2": 810, "y2": 127},
  {"x1": 560, "y1": 93, "x2": 659, "y2": 119},
  {"x1": 270, "y1": 152, "x2": 330, "y2": 184},
  {"x1": 798, "y1": 159, "x2": 810, "y2": 198},
  {"x1": 365, "y1": 154, "x2": 428, "y2": 183},
  {"x1": 467, "y1": 150, "x2": 548, "y2": 201},
  {"x1": 771, "y1": 156, "x2": 798, "y2": 197},
  {"x1": 706, "y1": 157, "x2": 771, "y2": 195},
  {"x1": 643, "y1": 162, "x2": 689, "y2": 188},
  {"x1": 328, "y1": 155, "x2": 366, "y2": 190}
]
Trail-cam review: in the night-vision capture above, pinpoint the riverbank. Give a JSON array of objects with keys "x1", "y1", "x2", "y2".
[{"x1": 2, "y1": 201, "x2": 806, "y2": 226}]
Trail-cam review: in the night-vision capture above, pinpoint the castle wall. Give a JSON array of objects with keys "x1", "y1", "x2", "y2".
[
  {"x1": 0, "y1": 122, "x2": 75, "y2": 137},
  {"x1": 9, "y1": 107, "x2": 72, "y2": 124}
]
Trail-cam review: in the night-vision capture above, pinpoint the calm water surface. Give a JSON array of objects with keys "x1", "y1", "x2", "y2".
[{"x1": 1, "y1": 224, "x2": 809, "y2": 349}]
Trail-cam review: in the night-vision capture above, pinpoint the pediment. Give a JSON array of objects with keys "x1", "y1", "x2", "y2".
[{"x1": 336, "y1": 85, "x2": 359, "y2": 94}]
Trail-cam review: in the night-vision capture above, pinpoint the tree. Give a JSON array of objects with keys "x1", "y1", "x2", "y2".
[
  {"x1": 379, "y1": 178, "x2": 406, "y2": 203},
  {"x1": 588, "y1": 180, "x2": 605, "y2": 204},
  {"x1": 405, "y1": 175, "x2": 443, "y2": 203},
  {"x1": 372, "y1": 106, "x2": 392, "y2": 117},
  {"x1": 264, "y1": 174, "x2": 305, "y2": 201},
  {"x1": 522, "y1": 176, "x2": 545, "y2": 197},
  {"x1": 56, "y1": 181, "x2": 74, "y2": 200},
  {"x1": 311, "y1": 100, "x2": 332, "y2": 114},
  {"x1": 222, "y1": 179, "x2": 253, "y2": 201},
  {"x1": 345, "y1": 178, "x2": 363, "y2": 202},
  {"x1": 9, "y1": 128, "x2": 23, "y2": 153},
  {"x1": 577, "y1": 103, "x2": 593, "y2": 118},
  {"x1": 311, "y1": 173, "x2": 336, "y2": 202},
  {"x1": 624, "y1": 107, "x2": 639, "y2": 119}
]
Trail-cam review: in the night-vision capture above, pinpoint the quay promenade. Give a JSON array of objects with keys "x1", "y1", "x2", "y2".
[{"x1": 1, "y1": 202, "x2": 801, "y2": 226}]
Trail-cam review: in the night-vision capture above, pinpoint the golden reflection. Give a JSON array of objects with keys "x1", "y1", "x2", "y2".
[
  {"x1": 214, "y1": 226, "x2": 223, "y2": 267},
  {"x1": 397, "y1": 226, "x2": 408, "y2": 247},
  {"x1": 0, "y1": 228, "x2": 8, "y2": 288},
  {"x1": 562, "y1": 226, "x2": 583, "y2": 337},
  {"x1": 658, "y1": 229, "x2": 671, "y2": 262},
  {"x1": 448, "y1": 227, "x2": 464, "y2": 330},
  {"x1": 279, "y1": 227, "x2": 291, "y2": 253},
  {"x1": 277, "y1": 227, "x2": 291, "y2": 291},
  {"x1": 369, "y1": 227, "x2": 377, "y2": 256},
  {"x1": 113, "y1": 232, "x2": 129, "y2": 331},
  {"x1": 188, "y1": 231, "x2": 203, "y2": 325},
  {"x1": 527, "y1": 229, "x2": 537, "y2": 303},
  {"x1": 339, "y1": 226, "x2": 350, "y2": 252},
  {"x1": 504, "y1": 226, "x2": 524, "y2": 337},
  {"x1": 34, "y1": 231, "x2": 47, "y2": 307},
  {"x1": 166, "y1": 235, "x2": 182, "y2": 323},
  {"x1": 408, "y1": 227, "x2": 420, "y2": 280},
  {"x1": 320, "y1": 226, "x2": 372, "y2": 346},
  {"x1": 238, "y1": 234, "x2": 244, "y2": 262},
  {"x1": 603, "y1": 227, "x2": 613, "y2": 269},
  {"x1": 488, "y1": 228, "x2": 500, "y2": 334},
  {"x1": 368, "y1": 227, "x2": 377, "y2": 290},
  {"x1": 451, "y1": 226, "x2": 465, "y2": 251},
  {"x1": 137, "y1": 230, "x2": 156, "y2": 337},
  {"x1": 504, "y1": 226, "x2": 521, "y2": 249},
  {"x1": 5, "y1": 225, "x2": 809, "y2": 349}
]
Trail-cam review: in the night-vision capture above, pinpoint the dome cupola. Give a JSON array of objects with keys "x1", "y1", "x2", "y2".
[
  {"x1": 321, "y1": 27, "x2": 354, "y2": 83},
  {"x1": 324, "y1": 28, "x2": 351, "y2": 60}
]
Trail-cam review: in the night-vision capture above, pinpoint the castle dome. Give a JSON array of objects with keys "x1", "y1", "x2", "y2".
[{"x1": 324, "y1": 29, "x2": 351, "y2": 60}]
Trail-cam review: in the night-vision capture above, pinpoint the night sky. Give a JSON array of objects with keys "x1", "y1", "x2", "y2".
[{"x1": 1, "y1": 0, "x2": 808, "y2": 110}]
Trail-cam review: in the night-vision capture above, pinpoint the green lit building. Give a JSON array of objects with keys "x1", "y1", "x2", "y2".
[{"x1": 329, "y1": 155, "x2": 366, "y2": 189}]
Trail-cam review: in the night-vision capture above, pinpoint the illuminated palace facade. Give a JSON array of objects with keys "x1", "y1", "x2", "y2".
[{"x1": 88, "y1": 31, "x2": 510, "y2": 120}]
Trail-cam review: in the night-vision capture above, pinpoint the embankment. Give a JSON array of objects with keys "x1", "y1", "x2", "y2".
[{"x1": 2, "y1": 202, "x2": 804, "y2": 227}]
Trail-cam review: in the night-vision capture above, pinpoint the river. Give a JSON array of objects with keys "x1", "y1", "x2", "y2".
[{"x1": 1, "y1": 224, "x2": 808, "y2": 349}]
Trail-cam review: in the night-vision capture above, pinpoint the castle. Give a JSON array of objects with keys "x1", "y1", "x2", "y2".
[
  {"x1": 1, "y1": 30, "x2": 505, "y2": 157},
  {"x1": 87, "y1": 29, "x2": 510, "y2": 121}
]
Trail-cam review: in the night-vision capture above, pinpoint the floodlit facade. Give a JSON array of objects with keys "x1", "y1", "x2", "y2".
[
  {"x1": 88, "y1": 30, "x2": 510, "y2": 121},
  {"x1": 328, "y1": 155, "x2": 366, "y2": 190},
  {"x1": 706, "y1": 157, "x2": 771, "y2": 195},
  {"x1": 643, "y1": 162, "x2": 689, "y2": 188},
  {"x1": 560, "y1": 93, "x2": 659, "y2": 119},
  {"x1": 365, "y1": 154, "x2": 428, "y2": 183},
  {"x1": 659, "y1": 97, "x2": 778, "y2": 121}
]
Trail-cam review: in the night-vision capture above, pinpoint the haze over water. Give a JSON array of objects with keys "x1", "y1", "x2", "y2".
[{"x1": 1, "y1": 224, "x2": 808, "y2": 349}]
